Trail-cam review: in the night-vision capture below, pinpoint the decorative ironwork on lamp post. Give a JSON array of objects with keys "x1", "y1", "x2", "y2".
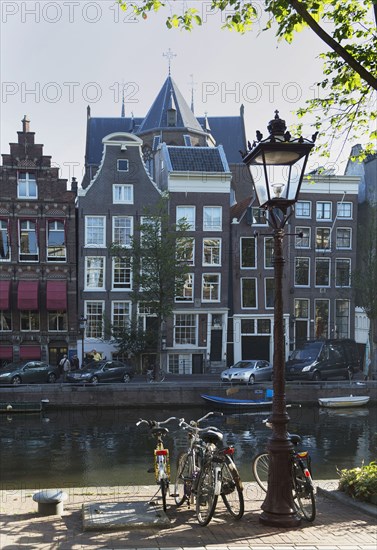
[
  {"x1": 242, "y1": 111, "x2": 316, "y2": 527},
  {"x1": 79, "y1": 315, "x2": 87, "y2": 368}
]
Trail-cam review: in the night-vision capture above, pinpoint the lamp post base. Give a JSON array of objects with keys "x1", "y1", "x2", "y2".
[{"x1": 260, "y1": 509, "x2": 301, "y2": 528}]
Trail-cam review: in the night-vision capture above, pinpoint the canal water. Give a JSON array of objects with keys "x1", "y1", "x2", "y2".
[{"x1": 1, "y1": 404, "x2": 376, "y2": 489}]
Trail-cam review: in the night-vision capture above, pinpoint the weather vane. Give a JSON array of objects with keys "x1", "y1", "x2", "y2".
[{"x1": 163, "y1": 48, "x2": 177, "y2": 76}]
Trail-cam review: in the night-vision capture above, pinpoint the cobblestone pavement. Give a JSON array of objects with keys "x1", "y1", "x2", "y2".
[{"x1": 1, "y1": 481, "x2": 376, "y2": 549}]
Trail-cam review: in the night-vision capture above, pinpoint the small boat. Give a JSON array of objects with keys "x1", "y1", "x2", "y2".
[
  {"x1": 0, "y1": 399, "x2": 49, "y2": 413},
  {"x1": 318, "y1": 395, "x2": 370, "y2": 408},
  {"x1": 201, "y1": 393, "x2": 273, "y2": 410}
]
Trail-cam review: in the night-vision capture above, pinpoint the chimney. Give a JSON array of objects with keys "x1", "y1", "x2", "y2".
[
  {"x1": 71, "y1": 177, "x2": 78, "y2": 195},
  {"x1": 22, "y1": 115, "x2": 30, "y2": 133}
]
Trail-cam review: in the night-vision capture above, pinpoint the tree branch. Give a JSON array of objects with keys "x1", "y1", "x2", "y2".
[{"x1": 288, "y1": 0, "x2": 377, "y2": 90}]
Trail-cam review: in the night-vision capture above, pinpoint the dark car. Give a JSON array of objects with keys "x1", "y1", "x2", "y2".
[
  {"x1": 66, "y1": 360, "x2": 135, "y2": 384},
  {"x1": 285, "y1": 339, "x2": 361, "y2": 381},
  {"x1": 221, "y1": 360, "x2": 273, "y2": 384},
  {"x1": 0, "y1": 361, "x2": 59, "y2": 385}
]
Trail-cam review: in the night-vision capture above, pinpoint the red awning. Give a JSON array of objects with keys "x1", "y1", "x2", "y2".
[
  {"x1": 46, "y1": 280, "x2": 67, "y2": 311},
  {"x1": 19, "y1": 346, "x2": 41, "y2": 360},
  {"x1": 0, "y1": 346, "x2": 13, "y2": 359},
  {"x1": 17, "y1": 281, "x2": 39, "y2": 310},
  {"x1": 0, "y1": 280, "x2": 11, "y2": 310}
]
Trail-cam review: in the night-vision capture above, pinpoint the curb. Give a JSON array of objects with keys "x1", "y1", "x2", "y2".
[{"x1": 317, "y1": 486, "x2": 377, "y2": 518}]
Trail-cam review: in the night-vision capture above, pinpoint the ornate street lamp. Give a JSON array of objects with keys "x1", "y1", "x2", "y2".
[
  {"x1": 79, "y1": 315, "x2": 87, "y2": 369},
  {"x1": 243, "y1": 111, "x2": 315, "y2": 527}
]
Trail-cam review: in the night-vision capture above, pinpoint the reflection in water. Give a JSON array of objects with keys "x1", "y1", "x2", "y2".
[{"x1": 0, "y1": 405, "x2": 375, "y2": 489}]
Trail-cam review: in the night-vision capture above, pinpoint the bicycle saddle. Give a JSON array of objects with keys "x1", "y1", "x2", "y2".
[
  {"x1": 201, "y1": 429, "x2": 223, "y2": 444},
  {"x1": 151, "y1": 426, "x2": 169, "y2": 436},
  {"x1": 289, "y1": 433, "x2": 302, "y2": 445}
]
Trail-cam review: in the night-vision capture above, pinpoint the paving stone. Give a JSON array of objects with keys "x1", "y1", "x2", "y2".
[{"x1": 82, "y1": 501, "x2": 170, "y2": 531}]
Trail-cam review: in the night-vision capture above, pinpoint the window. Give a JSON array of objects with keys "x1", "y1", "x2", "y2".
[
  {"x1": 174, "y1": 314, "x2": 196, "y2": 345},
  {"x1": 19, "y1": 220, "x2": 38, "y2": 261},
  {"x1": 241, "y1": 237, "x2": 256, "y2": 268},
  {"x1": 175, "y1": 274, "x2": 194, "y2": 302},
  {"x1": 265, "y1": 278, "x2": 274, "y2": 308},
  {"x1": 203, "y1": 206, "x2": 222, "y2": 231},
  {"x1": 112, "y1": 258, "x2": 132, "y2": 290},
  {"x1": 295, "y1": 227, "x2": 310, "y2": 249},
  {"x1": 295, "y1": 299, "x2": 309, "y2": 319},
  {"x1": 336, "y1": 259, "x2": 351, "y2": 287},
  {"x1": 241, "y1": 278, "x2": 257, "y2": 308},
  {"x1": 316, "y1": 227, "x2": 331, "y2": 250},
  {"x1": 113, "y1": 184, "x2": 133, "y2": 204},
  {"x1": 0, "y1": 311, "x2": 12, "y2": 331},
  {"x1": 337, "y1": 202, "x2": 352, "y2": 219},
  {"x1": 18, "y1": 172, "x2": 37, "y2": 199},
  {"x1": 336, "y1": 300, "x2": 350, "y2": 338},
  {"x1": 47, "y1": 220, "x2": 66, "y2": 261},
  {"x1": 315, "y1": 299, "x2": 329, "y2": 339},
  {"x1": 85, "y1": 257, "x2": 105, "y2": 290},
  {"x1": 20, "y1": 311, "x2": 39, "y2": 331},
  {"x1": 241, "y1": 319, "x2": 255, "y2": 333},
  {"x1": 48, "y1": 311, "x2": 67, "y2": 331},
  {"x1": 176, "y1": 237, "x2": 194, "y2": 265},
  {"x1": 85, "y1": 216, "x2": 105, "y2": 247},
  {"x1": 250, "y1": 207, "x2": 268, "y2": 225},
  {"x1": 85, "y1": 301, "x2": 104, "y2": 339},
  {"x1": 295, "y1": 258, "x2": 310, "y2": 286},
  {"x1": 0, "y1": 220, "x2": 10, "y2": 260},
  {"x1": 202, "y1": 274, "x2": 220, "y2": 302},
  {"x1": 176, "y1": 206, "x2": 195, "y2": 230},
  {"x1": 113, "y1": 216, "x2": 133, "y2": 247},
  {"x1": 203, "y1": 238, "x2": 221, "y2": 266},
  {"x1": 316, "y1": 201, "x2": 332, "y2": 220},
  {"x1": 264, "y1": 237, "x2": 274, "y2": 268},
  {"x1": 295, "y1": 201, "x2": 311, "y2": 218},
  {"x1": 117, "y1": 159, "x2": 129, "y2": 172},
  {"x1": 315, "y1": 258, "x2": 330, "y2": 286},
  {"x1": 336, "y1": 228, "x2": 351, "y2": 249},
  {"x1": 257, "y1": 319, "x2": 271, "y2": 334},
  {"x1": 112, "y1": 301, "x2": 131, "y2": 329}
]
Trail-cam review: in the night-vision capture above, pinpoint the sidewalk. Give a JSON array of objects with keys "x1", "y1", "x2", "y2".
[{"x1": 1, "y1": 481, "x2": 376, "y2": 549}]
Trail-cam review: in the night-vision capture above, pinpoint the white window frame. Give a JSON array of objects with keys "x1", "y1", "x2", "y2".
[
  {"x1": 0, "y1": 220, "x2": 11, "y2": 261},
  {"x1": 295, "y1": 227, "x2": 311, "y2": 249},
  {"x1": 337, "y1": 202, "x2": 353, "y2": 219},
  {"x1": 177, "y1": 237, "x2": 195, "y2": 266},
  {"x1": 241, "y1": 277, "x2": 257, "y2": 309},
  {"x1": 17, "y1": 172, "x2": 37, "y2": 199},
  {"x1": 0, "y1": 311, "x2": 12, "y2": 331},
  {"x1": 202, "y1": 273, "x2": 221, "y2": 302},
  {"x1": 335, "y1": 258, "x2": 351, "y2": 287},
  {"x1": 47, "y1": 220, "x2": 66, "y2": 262},
  {"x1": 113, "y1": 184, "x2": 133, "y2": 204},
  {"x1": 117, "y1": 159, "x2": 129, "y2": 172},
  {"x1": 111, "y1": 301, "x2": 131, "y2": 329},
  {"x1": 295, "y1": 201, "x2": 311, "y2": 218},
  {"x1": 85, "y1": 216, "x2": 106, "y2": 247},
  {"x1": 112, "y1": 257, "x2": 132, "y2": 290},
  {"x1": 85, "y1": 256, "x2": 106, "y2": 290},
  {"x1": 265, "y1": 278, "x2": 274, "y2": 309},
  {"x1": 264, "y1": 237, "x2": 274, "y2": 269},
  {"x1": 174, "y1": 313, "x2": 197, "y2": 346},
  {"x1": 84, "y1": 300, "x2": 105, "y2": 339},
  {"x1": 176, "y1": 206, "x2": 195, "y2": 230},
  {"x1": 335, "y1": 299, "x2": 350, "y2": 339},
  {"x1": 202, "y1": 238, "x2": 221, "y2": 266},
  {"x1": 336, "y1": 227, "x2": 352, "y2": 249},
  {"x1": 315, "y1": 227, "x2": 331, "y2": 251},
  {"x1": 19, "y1": 219, "x2": 39, "y2": 262},
  {"x1": 175, "y1": 273, "x2": 194, "y2": 302},
  {"x1": 20, "y1": 311, "x2": 40, "y2": 332},
  {"x1": 315, "y1": 258, "x2": 331, "y2": 287},
  {"x1": 240, "y1": 237, "x2": 256, "y2": 268},
  {"x1": 316, "y1": 201, "x2": 332, "y2": 221},
  {"x1": 203, "y1": 206, "x2": 222, "y2": 231},
  {"x1": 48, "y1": 311, "x2": 67, "y2": 332},
  {"x1": 112, "y1": 216, "x2": 133, "y2": 248},
  {"x1": 294, "y1": 257, "x2": 310, "y2": 287}
]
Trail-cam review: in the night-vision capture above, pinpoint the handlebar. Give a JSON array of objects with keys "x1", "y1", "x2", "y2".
[
  {"x1": 179, "y1": 410, "x2": 223, "y2": 429},
  {"x1": 136, "y1": 416, "x2": 178, "y2": 428}
]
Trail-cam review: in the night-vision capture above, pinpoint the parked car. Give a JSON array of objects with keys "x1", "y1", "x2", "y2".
[
  {"x1": 0, "y1": 361, "x2": 59, "y2": 385},
  {"x1": 285, "y1": 339, "x2": 361, "y2": 381},
  {"x1": 66, "y1": 360, "x2": 135, "y2": 384},
  {"x1": 221, "y1": 360, "x2": 273, "y2": 384}
]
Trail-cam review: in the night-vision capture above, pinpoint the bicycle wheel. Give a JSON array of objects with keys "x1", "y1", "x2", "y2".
[
  {"x1": 158, "y1": 369, "x2": 166, "y2": 382},
  {"x1": 174, "y1": 452, "x2": 191, "y2": 506},
  {"x1": 160, "y1": 478, "x2": 169, "y2": 512},
  {"x1": 294, "y1": 476, "x2": 316, "y2": 521},
  {"x1": 221, "y1": 456, "x2": 244, "y2": 519},
  {"x1": 196, "y1": 462, "x2": 218, "y2": 526},
  {"x1": 252, "y1": 453, "x2": 269, "y2": 492}
]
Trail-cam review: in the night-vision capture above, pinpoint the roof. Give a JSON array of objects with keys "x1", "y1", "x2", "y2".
[
  {"x1": 137, "y1": 76, "x2": 204, "y2": 134},
  {"x1": 86, "y1": 117, "x2": 143, "y2": 165},
  {"x1": 166, "y1": 146, "x2": 229, "y2": 172},
  {"x1": 230, "y1": 195, "x2": 253, "y2": 221},
  {"x1": 198, "y1": 116, "x2": 247, "y2": 164}
]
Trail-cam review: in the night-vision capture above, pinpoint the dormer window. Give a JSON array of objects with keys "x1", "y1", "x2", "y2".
[{"x1": 18, "y1": 172, "x2": 37, "y2": 199}]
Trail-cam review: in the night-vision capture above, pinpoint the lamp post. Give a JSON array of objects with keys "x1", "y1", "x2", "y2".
[
  {"x1": 242, "y1": 111, "x2": 315, "y2": 527},
  {"x1": 79, "y1": 315, "x2": 87, "y2": 369}
]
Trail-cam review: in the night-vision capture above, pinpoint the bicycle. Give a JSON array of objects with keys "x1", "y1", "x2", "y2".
[
  {"x1": 136, "y1": 416, "x2": 176, "y2": 512},
  {"x1": 252, "y1": 423, "x2": 316, "y2": 521},
  {"x1": 146, "y1": 367, "x2": 166, "y2": 383},
  {"x1": 174, "y1": 412, "x2": 244, "y2": 525}
]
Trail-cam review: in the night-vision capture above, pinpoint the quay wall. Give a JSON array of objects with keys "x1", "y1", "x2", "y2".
[{"x1": 0, "y1": 380, "x2": 376, "y2": 409}]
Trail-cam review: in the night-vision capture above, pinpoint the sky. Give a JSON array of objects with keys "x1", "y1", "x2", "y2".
[{"x1": 0, "y1": 0, "x2": 355, "y2": 184}]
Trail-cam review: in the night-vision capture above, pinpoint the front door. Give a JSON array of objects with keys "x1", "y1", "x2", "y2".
[
  {"x1": 192, "y1": 354, "x2": 203, "y2": 374},
  {"x1": 210, "y1": 330, "x2": 222, "y2": 361}
]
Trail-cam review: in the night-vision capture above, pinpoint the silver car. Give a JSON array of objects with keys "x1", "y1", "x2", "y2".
[{"x1": 221, "y1": 360, "x2": 273, "y2": 384}]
